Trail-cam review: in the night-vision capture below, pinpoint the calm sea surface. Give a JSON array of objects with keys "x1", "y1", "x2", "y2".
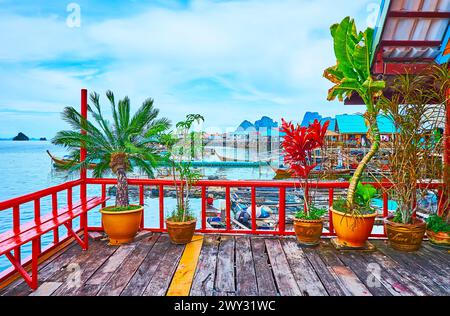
[{"x1": 0, "y1": 141, "x2": 274, "y2": 272}]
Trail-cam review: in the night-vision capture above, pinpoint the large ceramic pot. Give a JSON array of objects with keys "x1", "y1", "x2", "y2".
[
  {"x1": 385, "y1": 217, "x2": 426, "y2": 252},
  {"x1": 100, "y1": 205, "x2": 143, "y2": 245},
  {"x1": 331, "y1": 207, "x2": 376, "y2": 248},
  {"x1": 426, "y1": 230, "x2": 450, "y2": 249},
  {"x1": 166, "y1": 219, "x2": 197, "y2": 244},
  {"x1": 293, "y1": 218, "x2": 323, "y2": 247}
]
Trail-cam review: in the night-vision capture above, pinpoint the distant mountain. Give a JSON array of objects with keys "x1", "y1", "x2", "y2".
[
  {"x1": 254, "y1": 116, "x2": 278, "y2": 130},
  {"x1": 236, "y1": 120, "x2": 255, "y2": 131},
  {"x1": 301, "y1": 112, "x2": 322, "y2": 126},
  {"x1": 300, "y1": 112, "x2": 335, "y2": 130},
  {"x1": 12, "y1": 132, "x2": 29, "y2": 141}
]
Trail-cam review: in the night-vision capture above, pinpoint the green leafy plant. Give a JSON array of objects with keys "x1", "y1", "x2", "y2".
[
  {"x1": 333, "y1": 182, "x2": 377, "y2": 215},
  {"x1": 52, "y1": 90, "x2": 170, "y2": 209},
  {"x1": 162, "y1": 114, "x2": 205, "y2": 222},
  {"x1": 426, "y1": 215, "x2": 450, "y2": 234},
  {"x1": 295, "y1": 206, "x2": 327, "y2": 221},
  {"x1": 375, "y1": 65, "x2": 449, "y2": 224},
  {"x1": 324, "y1": 17, "x2": 385, "y2": 214}
]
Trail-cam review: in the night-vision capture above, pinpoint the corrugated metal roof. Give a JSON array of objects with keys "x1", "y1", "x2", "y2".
[
  {"x1": 335, "y1": 114, "x2": 396, "y2": 134},
  {"x1": 381, "y1": 0, "x2": 449, "y2": 60}
]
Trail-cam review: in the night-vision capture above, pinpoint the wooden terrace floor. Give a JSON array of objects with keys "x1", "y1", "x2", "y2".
[{"x1": 1, "y1": 233, "x2": 449, "y2": 296}]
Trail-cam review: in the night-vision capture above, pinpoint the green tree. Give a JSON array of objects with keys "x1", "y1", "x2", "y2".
[
  {"x1": 52, "y1": 90, "x2": 171, "y2": 208},
  {"x1": 324, "y1": 17, "x2": 385, "y2": 212}
]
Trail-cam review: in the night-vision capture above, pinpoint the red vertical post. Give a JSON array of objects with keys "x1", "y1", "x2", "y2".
[
  {"x1": 34, "y1": 199, "x2": 41, "y2": 255},
  {"x1": 225, "y1": 186, "x2": 231, "y2": 231},
  {"x1": 278, "y1": 187, "x2": 286, "y2": 235},
  {"x1": 383, "y1": 191, "x2": 389, "y2": 236},
  {"x1": 201, "y1": 186, "x2": 207, "y2": 231},
  {"x1": 13, "y1": 205, "x2": 20, "y2": 262},
  {"x1": 52, "y1": 193, "x2": 59, "y2": 244},
  {"x1": 67, "y1": 187, "x2": 73, "y2": 231},
  {"x1": 159, "y1": 184, "x2": 164, "y2": 230},
  {"x1": 328, "y1": 188, "x2": 334, "y2": 234},
  {"x1": 139, "y1": 185, "x2": 144, "y2": 229},
  {"x1": 251, "y1": 187, "x2": 257, "y2": 232},
  {"x1": 80, "y1": 88, "x2": 88, "y2": 250}
]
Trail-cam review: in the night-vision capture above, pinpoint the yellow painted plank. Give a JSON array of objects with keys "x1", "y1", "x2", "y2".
[{"x1": 167, "y1": 235, "x2": 204, "y2": 296}]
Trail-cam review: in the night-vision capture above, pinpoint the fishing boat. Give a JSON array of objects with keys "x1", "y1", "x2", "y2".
[
  {"x1": 269, "y1": 164, "x2": 351, "y2": 180},
  {"x1": 47, "y1": 150, "x2": 97, "y2": 169}
]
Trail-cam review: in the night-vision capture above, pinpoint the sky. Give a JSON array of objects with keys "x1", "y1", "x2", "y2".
[{"x1": 0, "y1": 0, "x2": 382, "y2": 138}]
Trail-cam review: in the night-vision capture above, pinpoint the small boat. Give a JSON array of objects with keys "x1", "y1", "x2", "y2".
[
  {"x1": 269, "y1": 164, "x2": 351, "y2": 180},
  {"x1": 47, "y1": 150, "x2": 97, "y2": 169}
]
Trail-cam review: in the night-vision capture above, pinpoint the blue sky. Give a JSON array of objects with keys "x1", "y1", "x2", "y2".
[{"x1": 0, "y1": 0, "x2": 381, "y2": 138}]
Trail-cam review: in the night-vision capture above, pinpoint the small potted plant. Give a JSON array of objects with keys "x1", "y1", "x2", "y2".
[
  {"x1": 162, "y1": 114, "x2": 204, "y2": 244},
  {"x1": 324, "y1": 17, "x2": 385, "y2": 248},
  {"x1": 280, "y1": 119, "x2": 329, "y2": 246},
  {"x1": 378, "y1": 70, "x2": 446, "y2": 251},
  {"x1": 52, "y1": 90, "x2": 170, "y2": 245}
]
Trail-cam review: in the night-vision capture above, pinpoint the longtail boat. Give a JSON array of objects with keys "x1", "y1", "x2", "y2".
[
  {"x1": 269, "y1": 164, "x2": 351, "y2": 180},
  {"x1": 47, "y1": 150, "x2": 97, "y2": 169}
]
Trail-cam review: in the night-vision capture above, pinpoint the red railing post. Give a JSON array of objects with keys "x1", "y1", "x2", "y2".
[
  {"x1": 225, "y1": 186, "x2": 231, "y2": 231},
  {"x1": 328, "y1": 188, "x2": 334, "y2": 234},
  {"x1": 201, "y1": 186, "x2": 207, "y2": 231},
  {"x1": 13, "y1": 205, "x2": 20, "y2": 262},
  {"x1": 159, "y1": 184, "x2": 164, "y2": 229},
  {"x1": 52, "y1": 192, "x2": 59, "y2": 244},
  {"x1": 80, "y1": 88, "x2": 88, "y2": 250},
  {"x1": 34, "y1": 199, "x2": 41, "y2": 254},
  {"x1": 139, "y1": 185, "x2": 144, "y2": 229},
  {"x1": 251, "y1": 187, "x2": 257, "y2": 231},
  {"x1": 383, "y1": 191, "x2": 389, "y2": 236},
  {"x1": 278, "y1": 187, "x2": 286, "y2": 234}
]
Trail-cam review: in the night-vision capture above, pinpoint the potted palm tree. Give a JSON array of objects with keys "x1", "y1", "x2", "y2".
[
  {"x1": 280, "y1": 119, "x2": 329, "y2": 246},
  {"x1": 323, "y1": 17, "x2": 385, "y2": 248},
  {"x1": 161, "y1": 114, "x2": 204, "y2": 244},
  {"x1": 52, "y1": 90, "x2": 170, "y2": 245}
]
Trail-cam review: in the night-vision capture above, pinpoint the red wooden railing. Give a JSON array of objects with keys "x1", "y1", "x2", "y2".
[
  {"x1": 85, "y1": 178, "x2": 445, "y2": 237},
  {"x1": 0, "y1": 179, "x2": 84, "y2": 283}
]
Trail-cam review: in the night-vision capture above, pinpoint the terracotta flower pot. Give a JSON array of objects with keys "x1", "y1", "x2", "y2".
[
  {"x1": 331, "y1": 207, "x2": 376, "y2": 248},
  {"x1": 426, "y1": 230, "x2": 450, "y2": 249},
  {"x1": 385, "y1": 217, "x2": 426, "y2": 252},
  {"x1": 293, "y1": 218, "x2": 323, "y2": 247},
  {"x1": 100, "y1": 205, "x2": 143, "y2": 245},
  {"x1": 166, "y1": 219, "x2": 197, "y2": 244}
]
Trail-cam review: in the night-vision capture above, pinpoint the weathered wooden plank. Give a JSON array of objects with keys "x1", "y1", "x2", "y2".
[
  {"x1": 235, "y1": 236, "x2": 258, "y2": 296},
  {"x1": 317, "y1": 243, "x2": 372, "y2": 296},
  {"x1": 372, "y1": 240, "x2": 450, "y2": 295},
  {"x1": 190, "y1": 235, "x2": 220, "y2": 296},
  {"x1": 121, "y1": 234, "x2": 170, "y2": 296},
  {"x1": 251, "y1": 238, "x2": 278, "y2": 296},
  {"x1": 422, "y1": 242, "x2": 450, "y2": 262},
  {"x1": 1, "y1": 241, "x2": 85, "y2": 296},
  {"x1": 51, "y1": 241, "x2": 118, "y2": 296},
  {"x1": 86, "y1": 244, "x2": 137, "y2": 286},
  {"x1": 214, "y1": 236, "x2": 236, "y2": 296},
  {"x1": 265, "y1": 238, "x2": 302, "y2": 296},
  {"x1": 167, "y1": 235, "x2": 204, "y2": 296},
  {"x1": 142, "y1": 242, "x2": 185, "y2": 296},
  {"x1": 97, "y1": 233, "x2": 159, "y2": 296},
  {"x1": 28, "y1": 282, "x2": 62, "y2": 296},
  {"x1": 302, "y1": 247, "x2": 347, "y2": 296},
  {"x1": 336, "y1": 251, "x2": 400, "y2": 296},
  {"x1": 281, "y1": 239, "x2": 328, "y2": 296}
]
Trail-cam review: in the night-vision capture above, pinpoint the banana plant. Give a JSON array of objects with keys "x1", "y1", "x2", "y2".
[{"x1": 324, "y1": 17, "x2": 385, "y2": 212}]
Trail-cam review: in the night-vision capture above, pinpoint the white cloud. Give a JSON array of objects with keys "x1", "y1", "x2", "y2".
[{"x1": 0, "y1": 0, "x2": 378, "y2": 137}]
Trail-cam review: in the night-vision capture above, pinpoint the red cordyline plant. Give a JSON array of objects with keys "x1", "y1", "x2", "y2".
[{"x1": 280, "y1": 119, "x2": 330, "y2": 216}]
